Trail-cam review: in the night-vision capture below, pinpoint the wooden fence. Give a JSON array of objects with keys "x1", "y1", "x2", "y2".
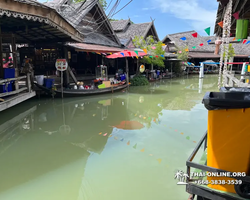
[{"x1": 0, "y1": 74, "x2": 32, "y2": 98}]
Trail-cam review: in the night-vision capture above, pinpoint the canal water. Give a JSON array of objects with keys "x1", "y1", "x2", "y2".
[{"x1": 0, "y1": 75, "x2": 219, "y2": 200}]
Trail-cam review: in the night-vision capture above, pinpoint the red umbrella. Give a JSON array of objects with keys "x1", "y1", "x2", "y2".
[
  {"x1": 106, "y1": 50, "x2": 146, "y2": 59},
  {"x1": 112, "y1": 121, "x2": 144, "y2": 130}
]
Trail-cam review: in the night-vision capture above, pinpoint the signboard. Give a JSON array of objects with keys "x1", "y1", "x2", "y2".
[
  {"x1": 55, "y1": 59, "x2": 68, "y2": 71},
  {"x1": 140, "y1": 65, "x2": 145, "y2": 73}
]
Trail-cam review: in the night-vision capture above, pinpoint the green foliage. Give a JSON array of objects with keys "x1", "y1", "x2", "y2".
[
  {"x1": 130, "y1": 75, "x2": 149, "y2": 86},
  {"x1": 74, "y1": 0, "x2": 107, "y2": 9},
  {"x1": 172, "y1": 62, "x2": 183, "y2": 75},
  {"x1": 132, "y1": 35, "x2": 165, "y2": 68},
  {"x1": 223, "y1": 44, "x2": 235, "y2": 60},
  {"x1": 176, "y1": 46, "x2": 189, "y2": 61}
]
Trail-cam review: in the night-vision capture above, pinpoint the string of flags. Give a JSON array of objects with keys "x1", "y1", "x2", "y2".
[{"x1": 97, "y1": 119, "x2": 197, "y2": 165}]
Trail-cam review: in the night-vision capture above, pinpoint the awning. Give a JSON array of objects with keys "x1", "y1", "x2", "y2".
[
  {"x1": 67, "y1": 43, "x2": 123, "y2": 53},
  {"x1": 189, "y1": 52, "x2": 249, "y2": 59}
]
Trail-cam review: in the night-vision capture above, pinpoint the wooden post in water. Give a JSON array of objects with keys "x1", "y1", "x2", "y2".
[
  {"x1": 61, "y1": 71, "x2": 64, "y2": 98},
  {"x1": 126, "y1": 57, "x2": 129, "y2": 87}
]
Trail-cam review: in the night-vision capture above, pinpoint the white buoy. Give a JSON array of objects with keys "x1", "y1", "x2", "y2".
[{"x1": 199, "y1": 63, "x2": 204, "y2": 79}]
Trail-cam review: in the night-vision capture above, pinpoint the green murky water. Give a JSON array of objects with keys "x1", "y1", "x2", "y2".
[{"x1": 0, "y1": 75, "x2": 219, "y2": 200}]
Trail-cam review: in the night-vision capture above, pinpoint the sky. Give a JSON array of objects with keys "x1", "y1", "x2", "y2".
[{"x1": 39, "y1": 0, "x2": 219, "y2": 40}]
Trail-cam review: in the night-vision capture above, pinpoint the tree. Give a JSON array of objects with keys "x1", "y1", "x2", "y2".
[
  {"x1": 132, "y1": 35, "x2": 165, "y2": 71},
  {"x1": 74, "y1": 0, "x2": 107, "y2": 9},
  {"x1": 223, "y1": 44, "x2": 235, "y2": 71},
  {"x1": 176, "y1": 46, "x2": 189, "y2": 62}
]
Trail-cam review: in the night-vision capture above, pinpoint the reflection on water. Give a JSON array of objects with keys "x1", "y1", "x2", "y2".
[{"x1": 0, "y1": 75, "x2": 219, "y2": 200}]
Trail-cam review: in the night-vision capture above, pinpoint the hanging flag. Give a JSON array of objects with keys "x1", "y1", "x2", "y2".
[
  {"x1": 207, "y1": 40, "x2": 212, "y2": 44},
  {"x1": 232, "y1": 37, "x2": 236, "y2": 41},
  {"x1": 121, "y1": 53, "x2": 125, "y2": 56},
  {"x1": 152, "y1": 46, "x2": 156, "y2": 50},
  {"x1": 162, "y1": 43, "x2": 165, "y2": 46},
  {"x1": 109, "y1": 52, "x2": 112, "y2": 55},
  {"x1": 173, "y1": 52, "x2": 176, "y2": 54},
  {"x1": 102, "y1": 53, "x2": 107, "y2": 56},
  {"x1": 91, "y1": 52, "x2": 96, "y2": 54},
  {"x1": 192, "y1": 46, "x2": 196, "y2": 49},
  {"x1": 143, "y1": 49, "x2": 147, "y2": 54},
  {"x1": 136, "y1": 56, "x2": 138, "y2": 59},
  {"x1": 192, "y1": 32, "x2": 198, "y2": 38},
  {"x1": 243, "y1": 39, "x2": 247, "y2": 44},
  {"x1": 127, "y1": 141, "x2": 130, "y2": 145},
  {"x1": 140, "y1": 148, "x2": 145, "y2": 152},
  {"x1": 233, "y1": 11, "x2": 239, "y2": 19},
  {"x1": 218, "y1": 21, "x2": 223, "y2": 28},
  {"x1": 128, "y1": 52, "x2": 131, "y2": 56},
  {"x1": 185, "y1": 48, "x2": 189, "y2": 52},
  {"x1": 237, "y1": 39, "x2": 241, "y2": 42},
  {"x1": 180, "y1": 37, "x2": 186, "y2": 40},
  {"x1": 199, "y1": 43, "x2": 204, "y2": 46},
  {"x1": 179, "y1": 51, "x2": 182, "y2": 53},
  {"x1": 156, "y1": 55, "x2": 159, "y2": 58},
  {"x1": 134, "y1": 51, "x2": 139, "y2": 56},
  {"x1": 133, "y1": 144, "x2": 137, "y2": 149},
  {"x1": 149, "y1": 56, "x2": 153, "y2": 58},
  {"x1": 246, "y1": 41, "x2": 250, "y2": 44},
  {"x1": 157, "y1": 159, "x2": 162, "y2": 164},
  {"x1": 204, "y1": 27, "x2": 211, "y2": 36},
  {"x1": 96, "y1": 52, "x2": 101, "y2": 55},
  {"x1": 161, "y1": 55, "x2": 164, "y2": 57}
]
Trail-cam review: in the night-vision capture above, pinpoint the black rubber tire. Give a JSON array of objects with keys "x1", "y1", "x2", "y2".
[{"x1": 234, "y1": 182, "x2": 250, "y2": 199}]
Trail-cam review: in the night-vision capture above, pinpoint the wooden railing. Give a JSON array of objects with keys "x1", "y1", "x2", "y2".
[
  {"x1": 0, "y1": 74, "x2": 32, "y2": 98},
  {"x1": 223, "y1": 71, "x2": 250, "y2": 88}
]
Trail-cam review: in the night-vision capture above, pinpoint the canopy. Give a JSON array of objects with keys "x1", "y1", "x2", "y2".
[{"x1": 106, "y1": 50, "x2": 146, "y2": 59}]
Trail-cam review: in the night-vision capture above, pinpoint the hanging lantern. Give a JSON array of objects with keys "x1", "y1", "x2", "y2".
[
  {"x1": 236, "y1": 19, "x2": 249, "y2": 39},
  {"x1": 214, "y1": 38, "x2": 222, "y2": 55}
]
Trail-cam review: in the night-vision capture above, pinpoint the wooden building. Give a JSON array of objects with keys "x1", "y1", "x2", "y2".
[
  {"x1": 44, "y1": 0, "x2": 124, "y2": 77},
  {"x1": 110, "y1": 19, "x2": 160, "y2": 47},
  {"x1": 0, "y1": 0, "x2": 83, "y2": 112}
]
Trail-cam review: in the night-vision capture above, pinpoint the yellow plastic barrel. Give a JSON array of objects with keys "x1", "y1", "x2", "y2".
[{"x1": 203, "y1": 90, "x2": 250, "y2": 193}]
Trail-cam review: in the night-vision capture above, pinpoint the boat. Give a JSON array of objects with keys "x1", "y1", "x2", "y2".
[{"x1": 34, "y1": 82, "x2": 128, "y2": 97}]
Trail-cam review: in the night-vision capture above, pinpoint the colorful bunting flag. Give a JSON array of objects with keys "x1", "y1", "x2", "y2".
[
  {"x1": 180, "y1": 37, "x2": 186, "y2": 41},
  {"x1": 121, "y1": 53, "x2": 125, "y2": 56},
  {"x1": 161, "y1": 55, "x2": 164, "y2": 57},
  {"x1": 150, "y1": 56, "x2": 153, "y2": 58},
  {"x1": 192, "y1": 46, "x2": 196, "y2": 49},
  {"x1": 179, "y1": 51, "x2": 182, "y2": 53},
  {"x1": 156, "y1": 55, "x2": 159, "y2": 58},
  {"x1": 96, "y1": 52, "x2": 101, "y2": 55},
  {"x1": 243, "y1": 39, "x2": 247, "y2": 44},
  {"x1": 199, "y1": 43, "x2": 204, "y2": 46},
  {"x1": 218, "y1": 21, "x2": 223, "y2": 28},
  {"x1": 102, "y1": 53, "x2": 107, "y2": 56},
  {"x1": 246, "y1": 41, "x2": 250, "y2": 44},
  {"x1": 140, "y1": 148, "x2": 145, "y2": 152},
  {"x1": 136, "y1": 56, "x2": 138, "y2": 59},
  {"x1": 103, "y1": 133, "x2": 107, "y2": 136},
  {"x1": 91, "y1": 52, "x2": 96, "y2": 54},
  {"x1": 233, "y1": 11, "x2": 239, "y2": 20},
  {"x1": 185, "y1": 48, "x2": 189, "y2": 52},
  {"x1": 237, "y1": 39, "x2": 241, "y2": 42},
  {"x1": 152, "y1": 46, "x2": 156, "y2": 50},
  {"x1": 133, "y1": 144, "x2": 137, "y2": 149},
  {"x1": 192, "y1": 32, "x2": 198, "y2": 38},
  {"x1": 162, "y1": 43, "x2": 165, "y2": 46},
  {"x1": 207, "y1": 40, "x2": 212, "y2": 44},
  {"x1": 232, "y1": 37, "x2": 236, "y2": 41},
  {"x1": 143, "y1": 49, "x2": 147, "y2": 54},
  {"x1": 204, "y1": 27, "x2": 211, "y2": 36},
  {"x1": 134, "y1": 51, "x2": 139, "y2": 56}
]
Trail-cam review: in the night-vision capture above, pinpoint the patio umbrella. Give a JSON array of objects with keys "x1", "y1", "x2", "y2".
[
  {"x1": 112, "y1": 121, "x2": 144, "y2": 130},
  {"x1": 106, "y1": 50, "x2": 147, "y2": 85}
]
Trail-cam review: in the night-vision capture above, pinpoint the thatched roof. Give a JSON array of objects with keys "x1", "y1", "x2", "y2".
[
  {"x1": 110, "y1": 19, "x2": 160, "y2": 47},
  {"x1": 162, "y1": 30, "x2": 250, "y2": 56},
  {"x1": 44, "y1": 0, "x2": 121, "y2": 47},
  {"x1": 214, "y1": 0, "x2": 250, "y2": 37}
]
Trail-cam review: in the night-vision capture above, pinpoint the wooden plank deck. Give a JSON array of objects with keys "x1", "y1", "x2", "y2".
[{"x1": 0, "y1": 91, "x2": 36, "y2": 112}]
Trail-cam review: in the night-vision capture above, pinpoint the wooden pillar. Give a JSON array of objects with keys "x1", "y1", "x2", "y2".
[
  {"x1": 0, "y1": 27, "x2": 3, "y2": 78},
  {"x1": 11, "y1": 34, "x2": 19, "y2": 90},
  {"x1": 63, "y1": 47, "x2": 70, "y2": 87}
]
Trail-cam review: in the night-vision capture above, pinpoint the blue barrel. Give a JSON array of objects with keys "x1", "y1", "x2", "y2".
[
  {"x1": 0, "y1": 83, "x2": 13, "y2": 93},
  {"x1": 44, "y1": 79, "x2": 54, "y2": 89},
  {"x1": 4, "y1": 68, "x2": 15, "y2": 79}
]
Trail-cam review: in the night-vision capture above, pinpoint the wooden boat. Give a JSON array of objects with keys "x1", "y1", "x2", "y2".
[{"x1": 34, "y1": 82, "x2": 128, "y2": 97}]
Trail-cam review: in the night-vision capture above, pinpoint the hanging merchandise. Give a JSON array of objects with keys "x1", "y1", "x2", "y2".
[{"x1": 236, "y1": 19, "x2": 249, "y2": 39}]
